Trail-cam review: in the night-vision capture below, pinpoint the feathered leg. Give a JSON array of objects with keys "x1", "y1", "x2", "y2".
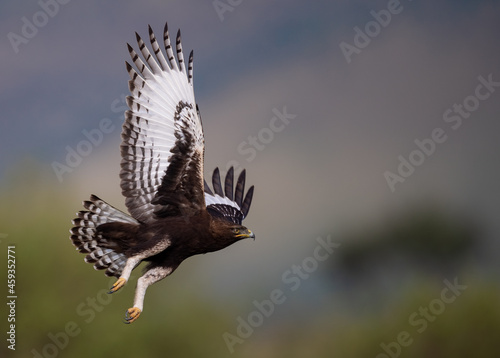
[
  {"x1": 108, "y1": 239, "x2": 171, "y2": 294},
  {"x1": 107, "y1": 256, "x2": 141, "y2": 293},
  {"x1": 125, "y1": 266, "x2": 173, "y2": 324}
]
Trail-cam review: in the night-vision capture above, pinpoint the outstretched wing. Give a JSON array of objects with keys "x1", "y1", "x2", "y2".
[
  {"x1": 120, "y1": 23, "x2": 205, "y2": 223},
  {"x1": 204, "y1": 167, "x2": 254, "y2": 225}
]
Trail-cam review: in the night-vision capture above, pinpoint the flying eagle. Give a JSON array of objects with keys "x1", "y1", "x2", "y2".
[{"x1": 70, "y1": 22, "x2": 255, "y2": 324}]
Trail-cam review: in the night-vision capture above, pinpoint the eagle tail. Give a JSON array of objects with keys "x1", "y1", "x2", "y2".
[{"x1": 70, "y1": 195, "x2": 139, "y2": 277}]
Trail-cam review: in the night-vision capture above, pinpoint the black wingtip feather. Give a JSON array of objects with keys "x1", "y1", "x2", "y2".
[
  {"x1": 225, "y1": 167, "x2": 234, "y2": 201},
  {"x1": 241, "y1": 185, "x2": 254, "y2": 218},
  {"x1": 212, "y1": 168, "x2": 224, "y2": 196},
  {"x1": 234, "y1": 170, "x2": 246, "y2": 207},
  {"x1": 205, "y1": 168, "x2": 254, "y2": 223}
]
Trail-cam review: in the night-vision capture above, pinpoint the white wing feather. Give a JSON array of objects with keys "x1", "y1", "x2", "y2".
[{"x1": 120, "y1": 24, "x2": 204, "y2": 223}]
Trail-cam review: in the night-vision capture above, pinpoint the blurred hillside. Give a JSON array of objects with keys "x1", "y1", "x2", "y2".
[
  {"x1": 1, "y1": 164, "x2": 500, "y2": 358},
  {"x1": 333, "y1": 205, "x2": 479, "y2": 284}
]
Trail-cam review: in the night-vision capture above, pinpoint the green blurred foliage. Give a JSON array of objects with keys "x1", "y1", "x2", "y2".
[
  {"x1": 1, "y1": 166, "x2": 499, "y2": 357},
  {"x1": 235, "y1": 280, "x2": 500, "y2": 358}
]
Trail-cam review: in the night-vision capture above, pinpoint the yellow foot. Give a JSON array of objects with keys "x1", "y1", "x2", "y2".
[
  {"x1": 124, "y1": 307, "x2": 141, "y2": 324},
  {"x1": 108, "y1": 277, "x2": 126, "y2": 294}
]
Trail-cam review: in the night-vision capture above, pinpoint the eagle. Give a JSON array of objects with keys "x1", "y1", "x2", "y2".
[{"x1": 70, "y1": 22, "x2": 255, "y2": 324}]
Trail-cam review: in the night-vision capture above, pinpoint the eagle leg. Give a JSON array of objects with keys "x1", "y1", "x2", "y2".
[
  {"x1": 107, "y1": 256, "x2": 142, "y2": 294},
  {"x1": 124, "y1": 265, "x2": 173, "y2": 324},
  {"x1": 109, "y1": 239, "x2": 171, "y2": 294}
]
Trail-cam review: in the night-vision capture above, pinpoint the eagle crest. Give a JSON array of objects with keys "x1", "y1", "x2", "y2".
[{"x1": 70, "y1": 22, "x2": 255, "y2": 324}]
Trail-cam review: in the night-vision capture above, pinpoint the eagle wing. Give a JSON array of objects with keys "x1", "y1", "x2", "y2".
[
  {"x1": 204, "y1": 167, "x2": 254, "y2": 225},
  {"x1": 120, "y1": 23, "x2": 205, "y2": 223}
]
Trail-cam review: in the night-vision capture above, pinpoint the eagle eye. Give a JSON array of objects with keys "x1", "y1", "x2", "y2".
[{"x1": 233, "y1": 228, "x2": 240, "y2": 235}]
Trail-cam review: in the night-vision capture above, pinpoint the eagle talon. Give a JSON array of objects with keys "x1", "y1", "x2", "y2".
[
  {"x1": 108, "y1": 277, "x2": 126, "y2": 294},
  {"x1": 124, "y1": 307, "x2": 141, "y2": 324}
]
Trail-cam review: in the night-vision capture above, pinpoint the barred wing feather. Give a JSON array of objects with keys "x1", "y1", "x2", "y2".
[{"x1": 120, "y1": 24, "x2": 204, "y2": 223}]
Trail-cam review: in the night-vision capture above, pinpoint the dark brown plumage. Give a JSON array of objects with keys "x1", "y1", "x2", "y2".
[{"x1": 70, "y1": 22, "x2": 255, "y2": 323}]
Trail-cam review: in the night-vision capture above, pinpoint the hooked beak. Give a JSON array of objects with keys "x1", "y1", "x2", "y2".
[
  {"x1": 248, "y1": 230, "x2": 255, "y2": 240},
  {"x1": 236, "y1": 229, "x2": 255, "y2": 240}
]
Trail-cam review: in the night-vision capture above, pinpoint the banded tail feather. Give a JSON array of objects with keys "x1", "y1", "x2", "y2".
[{"x1": 70, "y1": 195, "x2": 139, "y2": 277}]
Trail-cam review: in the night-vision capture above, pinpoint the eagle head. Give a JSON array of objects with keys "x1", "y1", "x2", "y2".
[
  {"x1": 209, "y1": 220, "x2": 255, "y2": 252},
  {"x1": 230, "y1": 226, "x2": 255, "y2": 240}
]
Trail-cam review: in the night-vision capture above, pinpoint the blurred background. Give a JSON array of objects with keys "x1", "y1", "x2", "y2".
[{"x1": 1, "y1": 0, "x2": 500, "y2": 357}]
